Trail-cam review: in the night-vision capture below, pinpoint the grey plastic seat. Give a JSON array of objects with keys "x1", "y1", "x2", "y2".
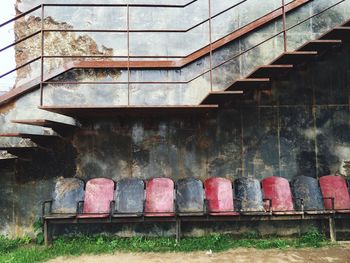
[
  {"x1": 113, "y1": 178, "x2": 145, "y2": 217},
  {"x1": 176, "y1": 178, "x2": 204, "y2": 216},
  {"x1": 234, "y1": 177, "x2": 265, "y2": 214},
  {"x1": 291, "y1": 176, "x2": 325, "y2": 214},
  {"x1": 43, "y1": 177, "x2": 85, "y2": 219}
]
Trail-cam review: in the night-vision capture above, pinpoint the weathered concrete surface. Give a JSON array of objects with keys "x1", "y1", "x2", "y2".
[
  {"x1": 8, "y1": 0, "x2": 350, "y2": 104},
  {"x1": 2, "y1": 39, "x2": 350, "y2": 235}
]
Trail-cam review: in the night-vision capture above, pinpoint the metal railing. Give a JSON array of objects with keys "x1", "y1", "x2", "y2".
[{"x1": 0, "y1": 0, "x2": 347, "y2": 107}]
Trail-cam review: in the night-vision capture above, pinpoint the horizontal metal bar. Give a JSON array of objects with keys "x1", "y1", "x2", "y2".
[
  {"x1": 43, "y1": 55, "x2": 185, "y2": 59},
  {"x1": 0, "y1": 30, "x2": 41, "y2": 53},
  {"x1": 43, "y1": 1, "x2": 198, "y2": 8},
  {"x1": 43, "y1": 0, "x2": 248, "y2": 34},
  {"x1": 43, "y1": 81, "x2": 188, "y2": 85},
  {"x1": 286, "y1": 0, "x2": 346, "y2": 32},
  {"x1": 37, "y1": 0, "x2": 334, "y2": 87},
  {"x1": 0, "y1": 4, "x2": 41, "y2": 28},
  {"x1": 43, "y1": 29, "x2": 129, "y2": 33},
  {"x1": 192, "y1": 0, "x2": 342, "y2": 80},
  {"x1": 0, "y1": 0, "x2": 198, "y2": 31},
  {"x1": 3, "y1": 0, "x2": 341, "y2": 91},
  {"x1": 0, "y1": 56, "x2": 41, "y2": 79},
  {"x1": 44, "y1": 29, "x2": 188, "y2": 33}
]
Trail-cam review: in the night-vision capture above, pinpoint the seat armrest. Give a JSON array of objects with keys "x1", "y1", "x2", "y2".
[
  {"x1": 77, "y1": 201, "x2": 84, "y2": 214},
  {"x1": 233, "y1": 197, "x2": 241, "y2": 211},
  {"x1": 110, "y1": 200, "x2": 116, "y2": 216},
  {"x1": 174, "y1": 199, "x2": 178, "y2": 214},
  {"x1": 293, "y1": 197, "x2": 304, "y2": 212},
  {"x1": 263, "y1": 198, "x2": 272, "y2": 212},
  {"x1": 42, "y1": 200, "x2": 53, "y2": 219},
  {"x1": 203, "y1": 198, "x2": 208, "y2": 215},
  {"x1": 322, "y1": 197, "x2": 335, "y2": 210},
  {"x1": 143, "y1": 199, "x2": 146, "y2": 216}
]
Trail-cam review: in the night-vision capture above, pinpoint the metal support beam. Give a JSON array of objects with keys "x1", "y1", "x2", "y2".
[
  {"x1": 176, "y1": 218, "x2": 181, "y2": 243},
  {"x1": 329, "y1": 217, "x2": 336, "y2": 242}
]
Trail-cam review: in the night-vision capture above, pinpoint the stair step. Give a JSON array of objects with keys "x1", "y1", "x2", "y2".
[
  {"x1": 249, "y1": 64, "x2": 293, "y2": 78},
  {"x1": 272, "y1": 51, "x2": 317, "y2": 65},
  {"x1": 39, "y1": 105, "x2": 219, "y2": 120},
  {"x1": 0, "y1": 133, "x2": 59, "y2": 146},
  {"x1": 298, "y1": 40, "x2": 342, "y2": 52},
  {"x1": 0, "y1": 157, "x2": 17, "y2": 166},
  {"x1": 0, "y1": 146, "x2": 39, "y2": 158},
  {"x1": 226, "y1": 78, "x2": 270, "y2": 91},
  {"x1": 342, "y1": 21, "x2": 350, "y2": 27},
  {"x1": 200, "y1": 91, "x2": 243, "y2": 105},
  {"x1": 12, "y1": 119, "x2": 78, "y2": 136},
  {"x1": 321, "y1": 27, "x2": 350, "y2": 41}
]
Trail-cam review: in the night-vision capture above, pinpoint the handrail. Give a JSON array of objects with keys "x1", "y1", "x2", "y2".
[
  {"x1": 0, "y1": 0, "x2": 308, "y2": 79},
  {"x1": 0, "y1": 0, "x2": 198, "y2": 28},
  {"x1": 0, "y1": 0, "x2": 248, "y2": 54},
  {"x1": 43, "y1": 2, "x2": 199, "y2": 8},
  {"x1": 41, "y1": 1, "x2": 248, "y2": 33},
  {"x1": 208, "y1": 0, "x2": 346, "y2": 74},
  {"x1": 0, "y1": 0, "x2": 344, "y2": 107},
  {"x1": 0, "y1": 56, "x2": 41, "y2": 79},
  {"x1": 0, "y1": 30, "x2": 41, "y2": 53},
  {"x1": 40, "y1": 0, "x2": 346, "y2": 87},
  {"x1": 0, "y1": 5, "x2": 41, "y2": 28}
]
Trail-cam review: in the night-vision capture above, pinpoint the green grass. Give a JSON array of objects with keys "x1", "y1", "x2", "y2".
[{"x1": 0, "y1": 229, "x2": 330, "y2": 263}]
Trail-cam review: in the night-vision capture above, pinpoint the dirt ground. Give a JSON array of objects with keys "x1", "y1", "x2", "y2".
[{"x1": 47, "y1": 245, "x2": 350, "y2": 263}]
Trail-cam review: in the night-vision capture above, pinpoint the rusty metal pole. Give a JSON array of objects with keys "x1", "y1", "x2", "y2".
[
  {"x1": 282, "y1": 0, "x2": 287, "y2": 52},
  {"x1": 127, "y1": 4, "x2": 130, "y2": 106},
  {"x1": 208, "y1": 0, "x2": 213, "y2": 92},
  {"x1": 40, "y1": 4, "x2": 44, "y2": 106}
]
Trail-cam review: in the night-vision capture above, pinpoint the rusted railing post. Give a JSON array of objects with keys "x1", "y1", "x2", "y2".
[
  {"x1": 282, "y1": 0, "x2": 287, "y2": 52},
  {"x1": 208, "y1": 0, "x2": 213, "y2": 91},
  {"x1": 127, "y1": 4, "x2": 130, "y2": 106},
  {"x1": 40, "y1": 4, "x2": 44, "y2": 106}
]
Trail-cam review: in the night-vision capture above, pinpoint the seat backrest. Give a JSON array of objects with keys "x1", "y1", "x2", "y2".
[
  {"x1": 261, "y1": 176, "x2": 293, "y2": 211},
  {"x1": 235, "y1": 177, "x2": 264, "y2": 212},
  {"x1": 51, "y1": 177, "x2": 84, "y2": 213},
  {"x1": 176, "y1": 178, "x2": 204, "y2": 213},
  {"x1": 291, "y1": 176, "x2": 324, "y2": 211},
  {"x1": 204, "y1": 177, "x2": 234, "y2": 213},
  {"x1": 83, "y1": 178, "x2": 115, "y2": 214},
  {"x1": 319, "y1": 175, "x2": 350, "y2": 210},
  {"x1": 115, "y1": 178, "x2": 144, "y2": 214},
  {"x1": 145, "y1": 178, "x2": 174, "y2": 214}
]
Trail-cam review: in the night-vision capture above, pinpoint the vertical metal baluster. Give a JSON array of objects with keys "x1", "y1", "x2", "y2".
[
  {"x1": 127, "y1": 4, "x2": 130, "y2": 106},
  {"x1": 282, "y1": 0, "x2": 287, "y2": 52},
  {"x1": 208, "y1": 0, "x2": 213, "y2": 92},
  {"x1": 40, "y1": 4, "x2": 44, "y2": 106}
]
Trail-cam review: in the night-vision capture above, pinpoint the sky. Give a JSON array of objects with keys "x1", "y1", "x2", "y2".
[{"x1": 0, "y1": 0, "x2": 16, "y2": 93}]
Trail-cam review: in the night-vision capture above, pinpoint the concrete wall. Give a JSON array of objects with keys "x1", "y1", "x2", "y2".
[
  {"x1": 1, "y1": 42, "x2": 350, "y2": 237},
  {"x1": 1, "y1": 0, "x2": 350, "y2": 238},
  {"x1": 71, "y1": 44, "x2": 350, "y2": 180}
]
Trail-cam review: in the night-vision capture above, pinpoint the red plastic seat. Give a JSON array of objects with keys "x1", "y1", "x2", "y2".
[
  {"x1": 204, "y1": 177, "x2": 239, "y2": 216},
  {"x1": 145, "y1": 178, "x2": 175, "y2": 217},
  {"x1": 261, "y1": 176, "x2": 294, "y2": 213},
  {"x1": 319, "y1": 175, "x2": 350, "y2": 212},
  {"x1": 77, "y1": 178, "x2": 115, "y2": 219}
]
